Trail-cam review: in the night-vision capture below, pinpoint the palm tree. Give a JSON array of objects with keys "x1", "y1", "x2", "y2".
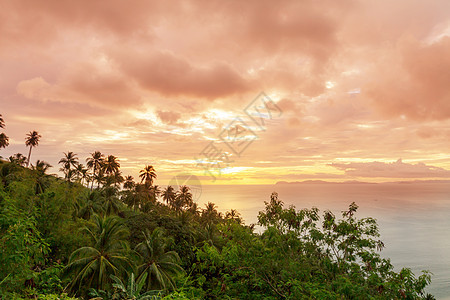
[
  {"x1": 9, "y1": 153, "x2": 27, "y2": 166},
  {"x1": 139, "y1": 165, "x2": 157, "y2": 186},
  {"x1": 31, "y1": 160, "x2": 52, "y2": 194},
  {"x1": 64, "y1": 215, "x2": 132, "y2": 292},
  {"x1": 102, "y1": 155, "x2": 120, "y2": 176},
  {"x1": 76, "y1": 190, "x2": 104, "y2": 220},
  {"x1": 0, "y1": 114, "x2": 5, "y2": 128},
  {"x1": 86, "y1": 151, "x2": 104, "y2": 190},
  {"x1": 149, "y1": 185, "x2": 161, "y2": 202},
  {"x1": 101, "y1": 186, "x2": 121, "y2": 215},
  {"x1": 0, "y1": 133, "x2": 9, "y2": 149},
  {"x1": 94, "y1": 169, "x2": 107, "y2": 189},
  {"x1": 106, "y1": 171, "x2": 124, "y2": 187},
  {"x1": 123, "y1": 175, "x2": 135, "y2": 190},
  {"x1": 75, "y1": 163, "x2": 90, "y2": 186},
  {"x1": 25, "y1": 131, "x2": 41, "y2": 167},
  {"x1": 202, "y1": 202, "x2": 221, "y2": 225},
  {"x1": 122, "y1": 187, "x2": 140, "y2": 211},
  {"x1": 174, "y1": 186, "x2": 193, "y2": 213},
  {"x1": 162, "y1": 186, "x2": 176, "y2": 208},
  {"x1": 135, "y1": 228, "x2": 184, "y2": 291},
  {"x1": 58, "y1": 152, "x2": 79, "y2": 181},
  {"x1": 225, "y1": 209, "x2": 242, "y2": 224}
]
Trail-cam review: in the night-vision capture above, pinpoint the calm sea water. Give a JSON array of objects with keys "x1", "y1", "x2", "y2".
[{"x1": 195, "y1": 183, "x2": 450, "y2": 299}]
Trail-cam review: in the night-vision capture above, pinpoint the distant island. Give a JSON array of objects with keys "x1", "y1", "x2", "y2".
[{"x1": 275, "y1": 179, "x2": 450, "y2": 185}]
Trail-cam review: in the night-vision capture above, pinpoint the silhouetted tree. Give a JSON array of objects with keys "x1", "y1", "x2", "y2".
[{"x1": 25, "y1": 131, "x2": 41, "y2": 167}]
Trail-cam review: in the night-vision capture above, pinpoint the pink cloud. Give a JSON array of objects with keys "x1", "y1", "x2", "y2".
[
  {"x1": 365, "y1": 36, "x2": 450, "y2": 121},
  {"x1": 112, "y1": 50, "x2": 251, "y2": 99}
]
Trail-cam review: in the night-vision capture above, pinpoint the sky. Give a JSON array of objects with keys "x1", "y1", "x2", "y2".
[{"x1": 1, "y1": 0, "x2": 450, "y2": 185}]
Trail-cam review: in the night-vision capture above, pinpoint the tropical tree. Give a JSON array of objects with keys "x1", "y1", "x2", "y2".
[
  {"x1": 173, "y1": 186, "x2": 193, "y2": 213},
  {"x1": 102, "y1": 155, "x2": 120, "y2": 176},
  {"x1": 201, "y1": 202, "x2": 221, "y2": 225},
  {"x1": 0, "y1": 133, "x2": 9, "y2": 149},
  {"x1": 149, "y1": 185, "x2": 161, "y2": 202},
  {"x1": 135, "y1": 228, "x2": 184, "y2": 291},
  {"x1": 123, "y1": 175, "x2": 135, "y2": 190},
  {"x1": 75, "y1": 190, "x2": 104, "y2": 220},
  {"x1": 75, "y1": 163, "x2": 90, "y2": 186},
  {"x1": 101, "y1": 186, "x2": 122, "y2": 215},
  {"x1": 225, "y1": 209, "x2": 242, "y2": 224},
  {"x1": 58, "y1": 152, "x2": 79, "y2": 182},
  {"x1": 94, "y1": 169, "x2": 107, "y2": 189},
  {"x1": 106, "y1": 170, "x2": 124, "y2": 187},
  {"x1": 31, "y1": 159, "x2": 53, "y2": 194},
  {"x1": 9, "y1": 153, "x2": 27, "y2": 166},
  {"x1": 25, "y1": 130, "x2": 41, "y2": 167},
  {"x1": 0, "y1": 114, "x2": 9, "y2": 150},
  {"x1": 122, "y1": 187, "x2": 141, "y2": 211},
  {"x1": 139, "y1": 165, "x2": 157, "y2": 187},
  {"x1": 86, "y1": 151, "x2": 104, "y2": 190},
  {"x1": 64, "y1": 215, "x2": 132, "y2": 293},
  {"x1": 162, "y1": 186, "x2": 176, "y2": 208}
]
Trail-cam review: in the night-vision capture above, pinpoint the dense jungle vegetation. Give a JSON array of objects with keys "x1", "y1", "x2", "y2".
[{"x1": 0, "y1": 115, "x2": 434, "y2": 299}]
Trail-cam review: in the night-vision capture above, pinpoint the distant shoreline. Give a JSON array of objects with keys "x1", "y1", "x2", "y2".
[{"x1": 275, "y1": 179, "x2": 450, "y2": 185}]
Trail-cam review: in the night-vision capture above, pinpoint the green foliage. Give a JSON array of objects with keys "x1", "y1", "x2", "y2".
[
  {"x1": 0, "y1": 197, "x2": 50, "y2": 295},
  {"x1": 0, "y1": 160, "x2": 434, "y2": 299},
  {"x1": 191, "y1": 193, "x2": 432, "y2": 299},
  {"x1": 64, "y1": 215, "x2": 132, "y2": 294},
  {"x1": 136, "y1": 228, "x2": 184, "y2": 291}
]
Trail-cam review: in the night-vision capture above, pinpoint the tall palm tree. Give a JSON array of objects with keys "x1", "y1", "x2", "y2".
[
  {"x1": 59, "y1": 152, "x2": 79, "y2": 182},
  {"x1": 102, "y1": 155, "x2": 120, "y2": 176},
  {"x1": 0, "y1": 114, "x2": 5, "y2": 128},
  {"x1": 162, "y1": 186, "x2": 176, "y2": 208},
  {"x1": 0, "y1": 133, "x2": 9, "y2": 149},
  {"x1": 86, "y1": 151, "x2": 104, "y2": 190},
  {"x1": 64, "y1": 215, "x2": 132, "y2": 292},
  {"x1": 139, "y1": 165, "x2": 157, "y2": 186},
  {"x1": 25, "y1": 131, "x2": 41, "y2": 167},
  {"x1": 135, "y1": 228, "x2": 184, "y2": 291}
]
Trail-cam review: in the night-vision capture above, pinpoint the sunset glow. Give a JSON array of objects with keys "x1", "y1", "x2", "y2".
[{"x1": 1, "y1": 0, "x2": 450, "y2": 185}]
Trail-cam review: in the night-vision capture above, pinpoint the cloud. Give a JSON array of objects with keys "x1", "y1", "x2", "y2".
[
  {"x1": 365, "y1": 36, "x2": 450, "y2": 121},
  {"x1": 3, "y1": 0, "x2": 450, "y2": 183},
  {"x1": 16, "y1": 61, "x2": 140, "y2": 108},
  {"x1": 329, "y1": 159, "x2": 450, "y2": 178},
  {"x1": 113, "y1": 50, "x2": 251, "y2": 99},
  {"x1": 156, "y1": 110, "x2": 182, "y2": 125}
]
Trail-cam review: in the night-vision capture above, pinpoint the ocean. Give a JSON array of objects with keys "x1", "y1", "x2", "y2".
[{"x1": 195, "y1": 183, "x2": 450, "y2": 299}]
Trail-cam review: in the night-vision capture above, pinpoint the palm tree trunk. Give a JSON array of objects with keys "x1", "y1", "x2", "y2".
[
  {"x1": 26, "y1": 146, "x2": 32, "y2": 167},
  {"x1": 90, "y1": 166, "x2": 96, "y2": 191}
]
